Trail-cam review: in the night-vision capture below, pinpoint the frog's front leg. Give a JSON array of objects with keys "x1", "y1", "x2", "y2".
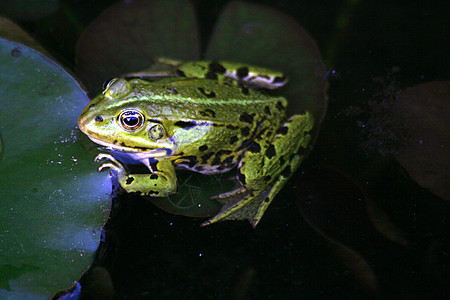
[
  {"x1": 204, "y1": 112, "x2": 313, "y2": 227},
  {"x1": 95, "y1": 154, "x2": 177, "y2": 197}
]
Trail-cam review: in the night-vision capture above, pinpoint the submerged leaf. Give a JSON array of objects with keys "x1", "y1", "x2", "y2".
[
  {"x1": 75, "y1": 0, "x2": 200, "y2": 94},
  {"x1": 205, "y1": 1, "x2": 328, "y2": 130},
  {"x1": 393, "y1": 81, "x2": 450, "y2": 200},
  {"x1": 296, "y1": 167, "x2": 379, "y2": 294},
  {"x1": 325, "y1": 234, "x2": 378, "y2": 293},
  {"x1": 365, "y1": 196, "x2": 408, "y2": 245}
]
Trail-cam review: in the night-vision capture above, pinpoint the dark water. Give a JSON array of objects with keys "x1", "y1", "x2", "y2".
[{"x1": 13, "y1": 0, "x2": 449, "y2": 298}]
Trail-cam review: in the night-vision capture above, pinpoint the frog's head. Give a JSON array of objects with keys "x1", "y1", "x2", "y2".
[
  {"x1": 78, "y1": 78, "x2": 177, "y2": 158},
  {"x1": 78, "y1": 78, "x2": 212, "y2": 158}
]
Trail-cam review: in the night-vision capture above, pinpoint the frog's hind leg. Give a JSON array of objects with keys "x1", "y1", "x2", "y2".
[
  {"x1": 204, "y1": 112, "x2": 314, "y2": 227},
  {"x1": 249, "y1": 113, "x2": 314, "y2": 226}
]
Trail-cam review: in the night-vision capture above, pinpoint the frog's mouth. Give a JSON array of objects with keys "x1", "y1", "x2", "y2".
[{"x1": 88, "y1": 136, "x2": 175, "y2": 159}]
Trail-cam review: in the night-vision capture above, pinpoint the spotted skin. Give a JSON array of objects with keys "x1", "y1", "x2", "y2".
[
  {"x1": 158, "y1": 57, "x2": 288, "y2": 89},
  {"x1": 78, "y1": 58, "x2": 314, "y2": 227},
  {"x1": 95, "y1": 153, "x2": 176, "y2": 197},
  {"x1": 204, "y1": 113, "x2": 313, "y2": 227}
]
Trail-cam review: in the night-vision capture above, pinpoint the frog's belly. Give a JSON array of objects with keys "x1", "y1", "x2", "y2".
[
  {"x1": 176, "y1": 163, "x2": 236, "y2": 175},
  {"x1": 173, "y1": 153, "x2": 239, "y2": 175}
]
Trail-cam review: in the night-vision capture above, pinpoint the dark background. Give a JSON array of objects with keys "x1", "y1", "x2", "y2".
[{"x1": 6, "y1": 0, "x2": 448, "y2": 298}]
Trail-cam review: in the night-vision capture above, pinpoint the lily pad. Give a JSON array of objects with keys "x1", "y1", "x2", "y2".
[
  {"x1": 0, "y1": 21, "x2": 110, "y2": 298},
  {"x1": 75, "y1": 0, "x2": 200, "y2": 94},
  {"x1": 393, "y1": 81, "x2": 450, "y2": 200},
  {"x1": 204, "y1": 1, "x2": 328, "y2": 128}
]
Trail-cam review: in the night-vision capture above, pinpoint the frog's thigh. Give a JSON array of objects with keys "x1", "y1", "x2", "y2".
[
  {"x1": 119, "y1": 159, "x2": 177, "y2": 197},
  {"x1": 240, "y1": 112, "x2": 313, "y2": 191}
]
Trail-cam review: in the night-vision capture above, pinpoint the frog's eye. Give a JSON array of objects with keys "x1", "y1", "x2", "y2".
[
  {"x1": 118, "y1": 109, "x2": 144, "y2": 131},
  {"x1": 148, "y1": 124, "x2": 165, "y2": 141}
]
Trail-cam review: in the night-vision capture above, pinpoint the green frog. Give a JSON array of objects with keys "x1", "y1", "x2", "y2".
[{"x1": 78, "y1": 58, "x2": 313, "y2": 227}]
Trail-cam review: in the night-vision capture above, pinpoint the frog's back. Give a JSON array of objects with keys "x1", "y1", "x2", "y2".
[{"x1": 133, "y1": 78, "x2": 287, "y2": 124}]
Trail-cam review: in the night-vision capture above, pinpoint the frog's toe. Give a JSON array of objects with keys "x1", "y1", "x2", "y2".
[
  {"x1": 94, "y1": 154, "x2": 125, "y2": 177},
  {"x1": 210, "y1": 187, "x2": 246, "y2": 200},
  {"x1": 98, "y1": 162, "x2": 123, "y2": 174},
  {"x1": 94, "y1": 153, "x2": 112, "y2": 162},
  {"x1": 95, "y1": 153, "x2": 125, "y2": 173}
]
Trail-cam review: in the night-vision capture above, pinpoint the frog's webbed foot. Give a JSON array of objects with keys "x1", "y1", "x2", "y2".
[{"x1": 202, "y1": 188, "x2": 270, "y2": 228}]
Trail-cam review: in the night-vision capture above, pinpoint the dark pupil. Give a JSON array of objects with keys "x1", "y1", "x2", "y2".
[{"x1": 124, "y1": 115, "x2": 139, "y2": 126}]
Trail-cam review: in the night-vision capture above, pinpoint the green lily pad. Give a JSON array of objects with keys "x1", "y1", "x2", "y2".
[
  {"x1": 0, "y1": 21, "x2": 110, "y2": 298},
  {"x1": 204, "y1": 1, "x2": 328, "y2": 128},
  {"x1": 393, "y1": 81, "x2": 450, "y2": 200},
  {"x1": 75, "y1": 0, "x2": 200, "y2": 94}
]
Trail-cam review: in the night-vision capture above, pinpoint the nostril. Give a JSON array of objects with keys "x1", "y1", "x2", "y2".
[{"x1": 95, "y1": 116, "x2": 103, "y2": 122}]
